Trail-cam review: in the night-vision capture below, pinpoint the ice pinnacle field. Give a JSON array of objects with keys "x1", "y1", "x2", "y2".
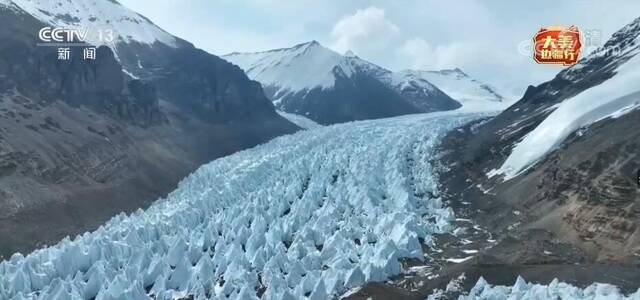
[{"x1": 0, "y1": 112, "x2": 482, "y2": 299}]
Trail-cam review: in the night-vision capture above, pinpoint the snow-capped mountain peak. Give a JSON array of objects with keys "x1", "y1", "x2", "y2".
[
  {"x1": 223, "y1": 40, "x2": 384, "y2": 97},
  {"x1": 223, "y1": 41, "x2": 464, "y2": 124},
  {"x1": 4, "y1": 0, "x2": 178, "y2": 48}
]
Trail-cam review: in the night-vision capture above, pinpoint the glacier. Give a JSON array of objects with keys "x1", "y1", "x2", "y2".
[
  {"x1": 0, "y1": 112, "x2": 481, "y2": 300},
  {"x1": 440, "y1": 276, "x2": 640, "y2": 300}
]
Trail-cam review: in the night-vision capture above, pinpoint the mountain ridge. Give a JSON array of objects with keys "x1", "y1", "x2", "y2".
[
  {"x1": 0, "y1": 0, "x2": 298, "y2": 257},
  {"x1": 223, "y1": 41, "x2": 464, "y2": 124}
]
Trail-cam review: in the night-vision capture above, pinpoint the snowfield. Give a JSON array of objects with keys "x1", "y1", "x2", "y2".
[
  {"x1": 400, "y1": 69, "x2": 508, "y2": 112},
  {"x1": 447, "y1": 276, "x2": 640, "y2": 300},
  {"x1": 0, "y1": 113, "x2": 480, "y2": 300},
  {"x1": 276, "y1": 111, "x2": 322, "y2": 130}
]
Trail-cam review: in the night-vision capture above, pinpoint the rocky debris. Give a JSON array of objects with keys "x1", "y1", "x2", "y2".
[{"x1": 486, "y1": 109, "x2": 640, "y2": 262}]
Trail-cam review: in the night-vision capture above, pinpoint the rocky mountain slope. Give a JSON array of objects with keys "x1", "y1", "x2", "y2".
[
  {"x1": 459, "y1": 17, "x2": 640, "y2": 263},
  {"x1": 0, "y1": 1, "x2": 297, "y2": 257},
  {"x1": 492, "y1": 109, "x2": 639, "y2": 261},
  {"x1": 392, "y1": 15, "x2": 640, "y2": 298},
  {"x1": 223, "y1": 41, "x2": 460, "y2": 124},
  {"x1": 463, "y1": 17, "x2": 640, "y2": 172}
]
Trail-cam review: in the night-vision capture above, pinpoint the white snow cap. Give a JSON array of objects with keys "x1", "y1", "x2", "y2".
[
  {"x1": 8, "y1": 0, "x2": 178, "y2": 47},
  {"x1": 222, "y1": 40, "x2": 388, "y2": 97},
  {"x1": 380, "y1": 70, "x2": 440, "y2": 97}
]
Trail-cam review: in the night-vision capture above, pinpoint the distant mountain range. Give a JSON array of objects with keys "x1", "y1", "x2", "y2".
[
  {"x1": 224, "y1": 41, "x2": 434, "y2": 124},
  {"x1": 224, "y1": 41, "x2": 506, "y2": 124}
]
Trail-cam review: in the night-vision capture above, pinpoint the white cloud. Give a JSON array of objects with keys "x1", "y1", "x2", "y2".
[
  {"x1": 331, "y1": 7, "x2": 400, "y2": 55},
  {"x1": 398, "y1": 38, "x2": 472, "y2": 70},
  {"x1": 397, "y1": 38, "x2": 520, "y2": 71}
]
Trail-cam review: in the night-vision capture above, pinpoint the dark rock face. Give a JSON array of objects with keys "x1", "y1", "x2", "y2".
[
  {"x1": 0, "y1": 10, "x2": 161, "y2": 127},
  {"x1": 154, "y1": 47, "x2": 275, "y2": 122},
  {"x1": 277, "y1": 70, "x2": 420, "y2": 125},
  {"x1": 390, "y1": 79, "x2": 461, "y2": 113},
  {"x1": 0, "y1": 7, "x2": 297, "y2": 257},
  {"x1": 116, "y1": 41, "x2": 279, "y2": 123}
]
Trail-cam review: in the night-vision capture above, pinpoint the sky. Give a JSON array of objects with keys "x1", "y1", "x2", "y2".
[{"x1": 119, "y1": 0, "x2": 640, "y2": 100}]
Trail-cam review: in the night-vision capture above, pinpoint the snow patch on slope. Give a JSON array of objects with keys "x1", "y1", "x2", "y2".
[
  {"x1": 491, "y1": 49, "x2": 640, "y2": 180},
  {"x1": 404, "y1": 69, "x2": 507, "y2": 112},
  {"x1": 8, "y1": 0, "x2": 177, "y2": 47},
  {"x1": 0, "y1": 113, "x2": 480, "y2": 299},
  {"x1": 452, "y1": 276, "x2": 640, "y2": 300},
  {"x1": 277, "y1": 110, "x2": 322, "y2": 130},
  {"x1": 382, "y1": 71, "x2": 439, "y2": 95}
]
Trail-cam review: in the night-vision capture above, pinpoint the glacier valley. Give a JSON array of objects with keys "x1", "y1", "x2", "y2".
[{"x1": 0, "y1": 112, "x2": 482, "y2": 300}]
